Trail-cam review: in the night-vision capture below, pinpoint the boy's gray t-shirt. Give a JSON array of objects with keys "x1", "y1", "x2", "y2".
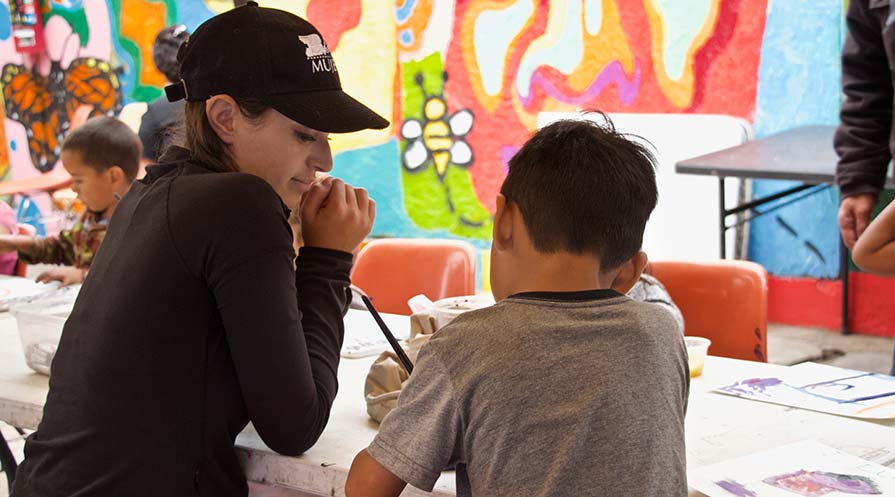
[{"x1": 367, "y1": 290, "x2": 689, "y2": 497}]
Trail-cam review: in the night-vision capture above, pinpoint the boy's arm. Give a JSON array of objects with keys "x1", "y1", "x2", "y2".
[
  {"x1": 346, "y1": 450, "x2": 407, "y2": 497},
  {"x1": 348, "y1": 342, "x2": 463, "y2": 493},
  {"x1": 853, "y1": 200, "x2": 895, "y2": 274},
  {"x1": 0, "y1": 234, "x2": 41, "y2": 259}
]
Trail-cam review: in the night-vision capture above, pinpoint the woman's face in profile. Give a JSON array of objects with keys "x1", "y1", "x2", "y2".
[{"x1": 232, "y1": 108, "x2": 333, "y2": 208}]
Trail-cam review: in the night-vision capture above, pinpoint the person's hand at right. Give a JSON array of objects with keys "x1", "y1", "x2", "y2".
[
  {"x1": 839, "y1": 193, "x2": 877, "y2": 249},
  {"x1": 300, "y1": 177, "x2": 376, "y2": 254}
]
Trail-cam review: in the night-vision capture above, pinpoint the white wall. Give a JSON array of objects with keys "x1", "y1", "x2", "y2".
[{"x1": 538, "y1": 112, "x2": 752, "y2": 262}]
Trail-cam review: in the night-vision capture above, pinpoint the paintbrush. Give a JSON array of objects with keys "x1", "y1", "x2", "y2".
[{"x1": 361, "y1": 295, "x2": 414, "y2": 375}]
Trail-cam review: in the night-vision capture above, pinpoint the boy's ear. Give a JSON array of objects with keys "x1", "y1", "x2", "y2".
[
  {"x1": 107, "y1": 165, "x2": 126, "y2": 184},
  {"x1": 492, "y1": 194, "x2": 514, "y2": 251},
  {"x1": 609, "y1": 250, "x2": 648, "y2": 294},
  {"x1": 205, "y1": 95, "x2": 239, "y2": 145}
]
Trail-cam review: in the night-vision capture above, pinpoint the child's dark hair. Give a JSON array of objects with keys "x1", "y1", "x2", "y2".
[
  {"x1": 153, "y1": 25, "x2": 189, "y2": 83},
  {"x1": 62, "y1": 116, "x2": 142, "y2": 181},
  {"x1": 501, "y1": 113, "x2": 658, "y2": 269}
]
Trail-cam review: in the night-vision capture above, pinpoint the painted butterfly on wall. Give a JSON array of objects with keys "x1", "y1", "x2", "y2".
[{"x1": 1, "y1": 56, "x2": 123, "y2": 172}]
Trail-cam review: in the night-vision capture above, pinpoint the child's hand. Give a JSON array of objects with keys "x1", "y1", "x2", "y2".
[
  {"x1": 300, "y1": 177, "x2": 375, "y2": 254},
  {"x1": 36, "y1": 267, "x2": 85, "y2": 287},
  {"x1": 0, "y1": 238, "x2": 15, "y2": 253}
]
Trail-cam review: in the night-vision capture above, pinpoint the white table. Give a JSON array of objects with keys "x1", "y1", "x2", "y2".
[{"x1": 2, "y1": 312, "x2": 894, "y2": 497}]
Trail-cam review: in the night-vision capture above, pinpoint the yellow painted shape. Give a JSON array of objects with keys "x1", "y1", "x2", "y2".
[
  {"x1": 250, "y1": 0, "x2": 309, "y2": 15},
  {"x1": 120, "y1": 0, "x2": 168, "y2": 88},
  {"x1": 505, "y1": 1, "x2": 634, "y2": 130},
  {"x1": 567, "y1": 0, "x2": 634, "y2": 94},
  {"x1": 328, "y1": 0, "x2": 396, "y2": 153},
  {"x1": 203, "y1": 0, "x2": 233, "y2": 14},
  {"x1": 424, "y1": 97, "x2": 446, "y2": 120},
  {"x1": 643, "y1": 0, "x2": 721, "y2": 108},
  {"x1": 480, "y1": 248, "x2": 491, "y2": 293},
  {"x1": 396, "y1": 0, "x2": 434, "y2": 54},
  {"x1": 0, "y1": 94, "x2": 8, "y2": 180},
  {"x1": 423, "y1": 120, "x2": 452, "y2": 153},
  {"x1": 432, "y1": 150, "x2": 450, "y2": 176},
  {"x1": 461, "y1": 0, "x2": 538, "y2": 114}
]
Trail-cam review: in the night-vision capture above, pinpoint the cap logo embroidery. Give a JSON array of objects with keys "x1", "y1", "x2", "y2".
[{"x1": 298, "y1": 34, "x2": 338, "y2": 74}]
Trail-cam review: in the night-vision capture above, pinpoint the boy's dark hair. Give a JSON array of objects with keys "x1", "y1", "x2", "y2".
[
  {"x1": 62, "y1": 116, "x2": 142, "y2": 181},
  {"x1": 501, "y1": 114, "x2": 658, "y2": 269},
  {"x1": 153, "y1": 25, "x2": 189, "y2": 83}
]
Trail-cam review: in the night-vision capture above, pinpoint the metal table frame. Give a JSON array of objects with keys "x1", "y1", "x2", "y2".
[
  {"x1": 678, "y1": 126, "x2": 857, "y2": 335},
  {"x1": 715, "y1": 178, "x2": 848, "y2": 334}
]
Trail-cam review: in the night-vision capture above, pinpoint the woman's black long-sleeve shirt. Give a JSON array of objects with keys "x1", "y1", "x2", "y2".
[{"x1": 12, "y1": 150, "x2": 352, "y2": 497}]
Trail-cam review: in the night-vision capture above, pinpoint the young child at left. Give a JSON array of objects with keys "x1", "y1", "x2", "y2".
[{"x1": 0, "y1": 116, "x2": 141, "y2": 286}]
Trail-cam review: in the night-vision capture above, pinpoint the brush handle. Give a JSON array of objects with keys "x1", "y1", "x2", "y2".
[{"x1": 361, "y1": 295, "x2": 414, "y2": 375}]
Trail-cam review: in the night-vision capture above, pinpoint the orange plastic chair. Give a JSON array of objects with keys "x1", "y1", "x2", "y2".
[
  {"x1": 13, "y1": 223, "x2": 36, "y2": 277},
  {"x1": 351, "y1": 238, "x2": 477, "y2": 315},
  {"x1": 648, "y1": 260, "x2": 768, "y2": 362}
]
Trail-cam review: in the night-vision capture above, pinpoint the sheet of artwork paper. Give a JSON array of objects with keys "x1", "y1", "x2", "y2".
[
  {"x1": 690, "y1": 441, "x2": 895, "y2": 497},
  {"x1": 713, "y1": 363, "x2": 895, "y2": 419}
]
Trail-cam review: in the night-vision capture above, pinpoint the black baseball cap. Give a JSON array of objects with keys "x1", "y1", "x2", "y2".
[{"x1": 165, "y1": 1, "x2": 389, "y2": 133}]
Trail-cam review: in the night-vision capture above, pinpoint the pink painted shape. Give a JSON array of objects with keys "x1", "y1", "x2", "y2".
[
  {"x1": 499, "y1": 145, "x2": 520, "y2": 174},
  {"x1": 81, "y1": 0, "x2": 112, "y2": 60},
  {"x1": 42, "y1": 16, "x2": 76, "y2": 71},
  {"x1": 519, "y1": 60, "x2": 642, "y2": 108},
  {"x1": 5, "y1": 119, "x2": 40, "y2": 180}
]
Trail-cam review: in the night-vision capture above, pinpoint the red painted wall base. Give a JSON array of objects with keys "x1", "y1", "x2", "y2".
[{"x1": 769, "y1": 272, "x2": 895, "y2": 337}]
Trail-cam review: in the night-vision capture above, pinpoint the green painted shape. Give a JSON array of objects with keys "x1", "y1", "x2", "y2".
[
  {"x1": 400, "y1": 53, "x2": 493, "y2": 240},
  {"x1": 45, "y1": 9, "x2": 89, "y2": 46},
  {"x1": 161, "y1": 0, "x2": 178, "y2": 26}
]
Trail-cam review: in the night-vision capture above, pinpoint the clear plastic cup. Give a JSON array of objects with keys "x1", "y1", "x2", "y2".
[{"x1": 685, "y1": 336, "x2": 712, "y2": 378}]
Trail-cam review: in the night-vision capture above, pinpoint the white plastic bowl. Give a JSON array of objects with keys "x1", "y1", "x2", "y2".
[
  {"x1": 433, "y1": 294, "x2": 495, "y2": 329},
  {"x1": 11, "y1": 294, "x2": 76, "y2": 375}
]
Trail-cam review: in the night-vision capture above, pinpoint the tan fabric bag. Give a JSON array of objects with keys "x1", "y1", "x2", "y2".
[{"x1": 364, "y1": 313, "x2": 438, "y2": 423}]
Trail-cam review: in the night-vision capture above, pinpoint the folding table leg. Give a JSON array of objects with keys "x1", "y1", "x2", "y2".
[
  {"x1": 840, "y1": 236, "x2": 850, "y2": 335},
  {"x1": 719, "y1": 177, "x2": 727, "y2": 259}
]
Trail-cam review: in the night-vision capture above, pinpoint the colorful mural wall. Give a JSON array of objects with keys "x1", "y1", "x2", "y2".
[
  {"x1": 0, "y1": 0, "x2": 771, "y2": 241},
  {"x1": 0, "y1": 0, "x2": 885, "y2": 332}
]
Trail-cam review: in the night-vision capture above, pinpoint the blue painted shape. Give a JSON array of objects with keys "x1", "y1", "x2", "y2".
[
  {"x1": 15, "y1": 196, "x2": 46, "y2": 236},
  {"x1": 396, "y1": 0, "x2": 417, "y2": 23},
  {"x1": 175, "y1": 0, "x2": 216, "y2": 34},
  {"x1": 331, "y1": 139, "x2": 491, "y2": 287},
  {"x1": 400, "y1": 29, "x2": 412, "y2": 46},
  {"x1": 0, "y1": 3, "x2": 10, "y2": 40},
  {"x1": 331, "y1": 139, "x2": 489, "y2": 245},
  {"x1": 9, "y1": 140, "x2": 16, "y2": 152},
  {"x1": 49, "y1": 0, "x2": 84, "y2": 12},
  {"x1": 748, "y1": 0, "x2": 842, "y2": 278}
]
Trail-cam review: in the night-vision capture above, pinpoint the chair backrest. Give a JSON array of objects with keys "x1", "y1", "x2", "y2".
[
  {"x1": 352, "y1": 238, "x2": 477, "y2": 315},
  {"x1": 648, "y1": 260, "x2": 768, "y2": 362}
]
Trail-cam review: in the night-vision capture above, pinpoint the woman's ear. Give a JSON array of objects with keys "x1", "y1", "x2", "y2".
[
  {"x1": 205, "y1": 95, "x2": 239, "y2": 145},
  {"x1": 609, "y1": 250, "x2": 649, "y2": 294}
]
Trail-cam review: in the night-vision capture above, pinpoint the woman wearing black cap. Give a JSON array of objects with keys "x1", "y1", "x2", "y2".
[{"x1": 11, "y1": 4, "x2": 387, "y2": 497}]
